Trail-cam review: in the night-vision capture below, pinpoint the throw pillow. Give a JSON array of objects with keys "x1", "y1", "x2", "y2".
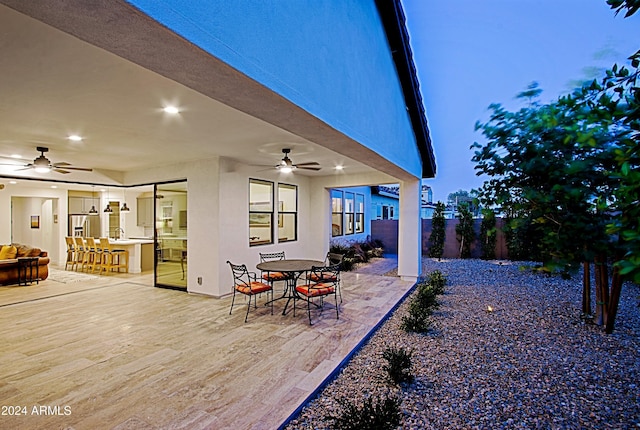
[
  {"x1": 28, "y1": 247, "x2": 42, "y2": 257},
  {"x1": 13, "y1": 244, "x2": 30, "y2": 258},
  {"x1": 0, "y1": 245, "x2": 17, "y2": 260}
]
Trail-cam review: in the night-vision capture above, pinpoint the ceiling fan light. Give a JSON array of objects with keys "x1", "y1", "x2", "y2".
[
  {"x1": 280, "y1": 166, "x2": 294, "y2": 174},
  {"x1": 34, "y1": 165, "x2": 51, "y2": 173}
]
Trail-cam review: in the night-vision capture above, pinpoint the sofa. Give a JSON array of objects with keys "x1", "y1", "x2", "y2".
[{"x1": 0, "y1": 243, "x2": 50, "y2": 285}]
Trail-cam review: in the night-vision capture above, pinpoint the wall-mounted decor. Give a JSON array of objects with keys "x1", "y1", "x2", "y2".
[
  {"x1": 30, "y1": 215, "x2": 40, "y2": 229},
  {"x1": 249, "y1": 213, "x2": 271, "y2": 227}
]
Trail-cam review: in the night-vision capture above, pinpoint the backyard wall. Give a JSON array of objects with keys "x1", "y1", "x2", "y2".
[{"x1": 371, "y1": 218, "x2": 509, "y2": 260}]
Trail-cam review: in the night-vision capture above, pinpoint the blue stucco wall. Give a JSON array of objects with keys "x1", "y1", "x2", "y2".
[
  {"x1": 330, "y1": 186, "x2": 372, "y2": 244},
  {"x1": 126, "y1": 0, "x2": 423, "y2": 178}
]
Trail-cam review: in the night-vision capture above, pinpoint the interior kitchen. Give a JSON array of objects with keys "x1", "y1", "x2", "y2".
[{"x1": 2, "y1": 179, "x2": 188, "y2": 290}]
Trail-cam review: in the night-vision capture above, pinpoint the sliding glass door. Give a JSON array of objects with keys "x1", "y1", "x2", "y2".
[{"x1": 154, "y1": 181, "x2": 187, "y2": 290}]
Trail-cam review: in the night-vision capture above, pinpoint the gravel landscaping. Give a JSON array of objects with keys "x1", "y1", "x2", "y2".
[{"x1": 284, "y1": 258, "x2": 640, "y2": 429}]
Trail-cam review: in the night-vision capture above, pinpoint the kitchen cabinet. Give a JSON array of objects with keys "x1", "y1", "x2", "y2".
[
  {"x1": 69, "y1": 197, "x2": 97, "y2": 214},
  {"x1": 137, "y1": 197, "x2": 153, "y2": 227}
]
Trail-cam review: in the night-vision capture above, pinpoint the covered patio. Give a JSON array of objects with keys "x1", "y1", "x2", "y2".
[{"x1": 0, "y1": 258, "x2": 411, "y2": 429}]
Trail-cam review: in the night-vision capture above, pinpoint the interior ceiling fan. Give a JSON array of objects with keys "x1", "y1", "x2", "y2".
[
  {"x1": 274, "y1": 148, "x2": 320, "y2": 173},
  {"x1": 0, "y1": 146, "x2": 93, "y2": 174}
]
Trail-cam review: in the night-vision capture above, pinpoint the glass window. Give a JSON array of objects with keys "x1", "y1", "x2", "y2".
[
  {"x1": 249, "y1": 179, "x2": 273, "y2": 246},
  {"x1": 344, "y1": 192, "x2": 354, "y2": 235},
  {"x1": 331, "y1": 190, "x2": 343, "y2": 237},
  {"x1": 278, "y1": 183, "x2": 297, "y2": 242},
  {"x1": 355, "y1": 194, "x2": 364, "y2": 233}
]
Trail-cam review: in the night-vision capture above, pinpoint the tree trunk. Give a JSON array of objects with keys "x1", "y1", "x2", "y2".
[
  {"x1": 594, "y1": 254, "x2": 610, "y2": 326},
  {"x1": 582, "y1": 261, "x2": 592, "y2": 318},
  {"x1": 605, "y1": 266, "x2": 623, "y2": 334},
  {"x1": 605, "y1": 244, "x2": 626, "y2": 334}
]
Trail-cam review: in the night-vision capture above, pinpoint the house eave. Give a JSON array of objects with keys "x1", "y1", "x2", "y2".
[{"x1": 375, "y1": 0, "x2": 436, "y2": 179}]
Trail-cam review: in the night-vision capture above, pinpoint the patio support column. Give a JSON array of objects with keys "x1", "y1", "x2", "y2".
[{"x1": 398, "y1": 178, "x2": 421, "y2": 282}]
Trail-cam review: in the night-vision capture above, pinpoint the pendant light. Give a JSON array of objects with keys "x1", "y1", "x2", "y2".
[
  {"x1": 88, "y1": 185, "x2": 99, "y2": 215},
  {"x1": 104, "y1": 187, "x2": 113, "y2": 213},
  {"x1": 120, "y1": 188, "x2": 130, "y2": 213}
]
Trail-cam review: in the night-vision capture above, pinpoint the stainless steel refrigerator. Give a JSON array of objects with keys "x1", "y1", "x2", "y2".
[{"x1": 68, "y1": 214, "x2": 101, "y2": 238}]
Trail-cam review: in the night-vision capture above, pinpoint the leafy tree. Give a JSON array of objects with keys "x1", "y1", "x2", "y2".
[
  {"x1": 447, "y1": 189, "x2": 480, "y2": 216},
  {"x1": 480, "y1": 209, "x2": 497, "y2": 260},
  {"x1": 428, "y1": 202, "x2": 446, "y2": 258},
  {"x1": 471, "y1": 49, "x2": 639, "y2": 332},
  {"x1": 455, "y1": 203, "x2": 475, "y2": 258},
  {"x1": 607, "y1": 0, "x2": 640, "y2": 17}
]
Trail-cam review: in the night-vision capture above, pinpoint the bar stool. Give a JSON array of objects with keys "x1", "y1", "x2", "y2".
[
  {"x1": 73, "y1": 237, "x2": 86, "y2": 271},
  {"x1": 99, "y1": 238, "x2": 129, "y2": 274},
  {"x1": 64, "y1": 237, "x2": 76, "y2": 271},
  {"x1": 84, "y1": 237, "x2": 102, "y2": 274}
]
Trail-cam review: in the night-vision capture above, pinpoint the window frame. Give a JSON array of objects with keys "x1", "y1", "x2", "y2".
[
  {"x1": 344, "y1": 192, "x2": 355, "y2": 235},
  {"x1": 331, "y1": 189, "x2": 344, "y2": 237},
  {"x1": 277, "y1": 183, "x2": 298, "y2": 243},
  {"x1": 249, "y1": 179, "x2": 274, "y2": 246},
  {"x1": 355, "y1": 193, "x2": 365, "y2": 233}
]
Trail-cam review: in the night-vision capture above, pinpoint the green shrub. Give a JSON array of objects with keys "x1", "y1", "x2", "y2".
[
  {"x1": 427, "y1": 270, "x2": 447, "y2": 295},
  {"x1": 400, "y1": 307, "x2": 432, "y2": 333},
  {"x1": 328, "y1": 396, "x2": 402, "y2": 430},
  {"x1": 401, "y1": 274, "x2": 447, "y2": 333},
  {"x1": 382, "y1": 347, "x2": 414, "y2": 384},
  {"x1": 455, "y1": 203, "x2": 475, "y2": 258},
  {"x1": 428, "y1": 202, "x2": 446, "y2": 258},
  {"x1": 329, "y1": 237, "x2": 385, "y2": 271},
  {"x1": 480, "y1": 209, "x2": 497, "y2": 260}
]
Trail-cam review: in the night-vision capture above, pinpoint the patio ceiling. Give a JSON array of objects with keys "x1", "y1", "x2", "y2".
[{"x1": 0, "y1": 2, "x2": 385, "y2": 188}]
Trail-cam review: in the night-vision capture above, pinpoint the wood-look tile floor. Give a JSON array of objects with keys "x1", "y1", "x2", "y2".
[{"x1": 0, "y1": 259, "x2": 412, "y2": 430}]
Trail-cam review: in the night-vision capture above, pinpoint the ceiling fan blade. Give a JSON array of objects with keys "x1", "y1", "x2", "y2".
[
  {"x1": 53, "y1": 168, "x2": 71, "y2": 174},
  {"x1": 52, "y1": 161, "x2": 71, "y2": 167},
  {"x1": 0, "y1": 162, "x2": 24, "y2": 167},
  {"x1": 294, "y1": 162, "x2": 320, "y2": 167},
  {"x1": 0, "y1": 155, "x2": 31, "y2": 163},
  {"x1": 297, "y1": 166, "x2": 321, "y2": 171},
  {"x1": 16, "y1": 166, "x2": 33, "y2": 171},
  {"x1": 57, "y1": 166, "x2": 93, "y2": 172}
]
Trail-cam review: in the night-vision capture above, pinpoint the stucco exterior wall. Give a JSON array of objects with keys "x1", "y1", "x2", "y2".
[{"x1": 126, "y1": 0, "x2": 423, "y2": 178}]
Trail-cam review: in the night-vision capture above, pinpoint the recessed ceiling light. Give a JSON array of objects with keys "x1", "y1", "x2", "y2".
[
  {"x1": 10, "y1": 154, "x2": 21, "y2": 159},
  {"x1": 51, "y1": 185, "x2": 58, "y2": 189},
  {"x1": 163, "y1": 105, "x2": 180, "y2": 114},
  {"x1": 335, "y1": 165, "x2": 344, "y2": 170},
  {"x1": 9, "y1": 181, "x2": 17, "y2": 184},
  {"x1": 68, "y1": 135, "x2": 83, "y2": 142}
]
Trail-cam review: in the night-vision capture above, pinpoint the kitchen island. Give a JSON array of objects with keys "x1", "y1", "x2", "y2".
[{"x1": 109, "y1": 238, "x2": 154, "y2": 273}]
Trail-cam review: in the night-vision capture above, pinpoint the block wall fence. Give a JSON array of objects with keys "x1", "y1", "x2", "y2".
[{"x1": 371, "y1": 218, "x2": 509, "y2": 260}]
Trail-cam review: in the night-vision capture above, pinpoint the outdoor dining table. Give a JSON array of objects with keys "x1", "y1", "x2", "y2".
[{"x1": 256, "y1": 259, "x2": 324, "y2": 315}]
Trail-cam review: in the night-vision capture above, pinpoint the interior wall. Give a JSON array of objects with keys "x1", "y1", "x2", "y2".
[{"x1": 3, "y1": 187, "x2": 68, "y2": 264}]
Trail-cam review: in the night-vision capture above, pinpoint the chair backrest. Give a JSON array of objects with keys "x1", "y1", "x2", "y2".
[
  {"x1": 326, "y1": 252, "x2": 344, "y2": 267},
  {"x1": 65, "y1": 237, "x2": 75, "y2": 250},
  {"x1": 99, "y1": 237, "x2": 112, "y2": 252},
  {"x1": 227, "y1": 261, "x2": 250, "y2": 287},
  {"x1": 310, "y1": 264, "x2": 341, "y2": 285},
  {"x1": 85, "y1": 237, "x2": 97, "y2": 249},
  {"x1": 259, "y1": 251, "x2": 285, "y2": 262},
  {"x1": 74, "y1": 237, "x2": 85, "y2": 249}
]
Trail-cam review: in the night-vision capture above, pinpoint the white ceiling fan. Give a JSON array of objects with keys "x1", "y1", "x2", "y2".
[{"x1": 0, "y1": 146, "x2": 93, "y2": 174}]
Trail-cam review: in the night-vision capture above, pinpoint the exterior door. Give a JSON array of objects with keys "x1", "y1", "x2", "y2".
[{"x1": 154, "y1": 181, "x2": 187, "y2": 290}]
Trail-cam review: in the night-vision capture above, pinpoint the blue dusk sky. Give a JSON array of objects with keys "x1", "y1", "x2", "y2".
[{"x1": 403, "y1": 0, "x2": 640, "y2": 203}]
